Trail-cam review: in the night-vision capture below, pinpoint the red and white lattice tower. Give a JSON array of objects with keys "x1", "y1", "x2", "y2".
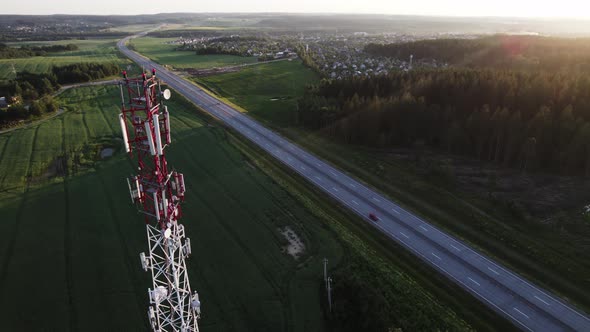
[{"x1": 118, "y1": 69, "x2": 201, "y2": 332}]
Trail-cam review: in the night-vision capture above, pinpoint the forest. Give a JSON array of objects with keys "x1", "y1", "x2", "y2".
[
  {"x1": 296, "y1": 69, "x2": 590, "y2": 175},
  {"x1": 0, "y1": 43, "x2": 78, "y2": 58},
  {"x1": 365, "y1": 35, "x2": 590, "y2": 72},
  {"x1": 51, "y1": 62, "x2": 120, "y2": 84}
]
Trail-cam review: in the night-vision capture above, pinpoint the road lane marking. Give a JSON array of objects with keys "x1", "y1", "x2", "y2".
[
  {"x1": 315, "y1": 176, "x2": 322, "y2": 181},
  {"x1": 352, "y1": 200, "x2": 359, "y2": 206},
  {"x1": 400, "y1": 232, "x2": 410, "y2": 239},
  {"x1": 488, "y1": 267, "x2": 500, "y2": 275},
  {"x1": 349, "y1": 183, "x2": 356, "y2": 188},
  {"x1": 431, "y1": 253, "x2": 442, "y2": 260},
  {"x1": 332, "y1": 187, "x2": 339, "y2": 192},
  {"x1": 330, "y1": 171, "x2": 338, "y2": 177},
  {"x1": 391, "y1": 208, "x2": 400, "y2": 214},
  {"x1": 468, "y1": 277, "x2": 480, "y2": 286},
  {"x1": 316, "y1": 163, "x2": 322, "y2": 167},
  {"x1": 513, "y1": 307, "x2": 530, "y2": 319},
  {"x1": 535, "y1": 295, "x2": 550, "y2": 306},
  {"x1": 301, "y1": 166, "x2": 306, "y2": 171},
  {"x1": 372, "y1": 197, "x2": 380, "y2": 203},
  {"x1": 420, "y1": 225, "x2": 428, "y2": 231},
  {"x1": 451, "y1": 244, "x2": 461, "y2": 251}
]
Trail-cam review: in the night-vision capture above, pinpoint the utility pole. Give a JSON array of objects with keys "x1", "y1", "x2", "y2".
[
  {"x1": 327, "y1": 277, "x2": 333, "y2": 313},
  {"x1": 323, "y1": 258, "x2": 328, "y2": 290},
  {"x1": 323, "y1": 258, "x2": 332, "y2": 313}
]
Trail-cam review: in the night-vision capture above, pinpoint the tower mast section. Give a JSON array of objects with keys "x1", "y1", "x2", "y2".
[{"x1": 118, "y1": 69, "x2": 201, "y2": 332}]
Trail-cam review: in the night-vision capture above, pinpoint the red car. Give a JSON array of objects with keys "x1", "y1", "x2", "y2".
[{"x1": 368, "y1": 212, "x2": 379, "y2": 222}]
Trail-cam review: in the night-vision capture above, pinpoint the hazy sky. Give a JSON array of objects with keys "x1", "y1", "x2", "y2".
[{"x1": 2, "y1": 0, "x2": 589, "y2": 18}]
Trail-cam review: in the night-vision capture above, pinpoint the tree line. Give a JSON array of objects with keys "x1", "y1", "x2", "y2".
[
  {"x1": 297, "y1": 69, "x2": 590, "y2": 175},
  {"x1": 365, "y1": 35, "x2": 590, "y2": 72},
  {"x1": 0, "y1": 43, "x2": 78, "y2": 59},
  {"x1": 51, "y1": 62, "x2": 119, "y2": 84}
]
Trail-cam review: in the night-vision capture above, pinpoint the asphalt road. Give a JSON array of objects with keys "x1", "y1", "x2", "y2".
[{"x1": 117, "y1": 35, "x2": 590, "y2": 331}]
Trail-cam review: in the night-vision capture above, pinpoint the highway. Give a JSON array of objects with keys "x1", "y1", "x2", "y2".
[{"x1": 118, "y1": 34, "x2": 590, "y2": 331}]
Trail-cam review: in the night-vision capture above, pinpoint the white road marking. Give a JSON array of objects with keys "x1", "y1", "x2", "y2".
[
  {"x1": 330, "y1": 171, "x2": 338, "y2": 177},
  {"x1": 431, "y1": 253, "x2": 442, "y2": 260},
  {"x1": 513, "y1": 307, "x2": 530, "y2": 319},
  {"x1": 451, "y1": 244, "x2": 461, "y2": 251},
  {"x1": 400, "y1": 232, "x2": 410, "y2": 239},
  {"x1": 315, "y1": 176, "x2": 322, "y2": 181},
  {"x1": 352, "y1": 200, "x2": 359, "y2": 206},
  {"x1": 535, "y1": 295, "x2": 551, "y2": 306},
  {"x1": 316, "y1": 163, "x2": 322, "y2": 167},
  {"x1": 391, "y1": 208, "x2": 400, "y2": 214},
  {"x1": 488, "y1": 267, "x2": 500, "y2": 275},
  {"x1": 349, "y1": 183, "x2": 356, "y2": 188},
  {"x1": 332, "y1": 187, "x2": 339, "y2": 192},
  {"x1": 420, "y1": 225, "x2": 428, "y2": 231},
  {"x1": 301, "y1": 166, "x2": 306, "y2": 171},
  {"x1": 468, "y1": 277, "x2": 480, "y2": 286},
  {"x1": 372, "y1": 197, "x2": 380, "y2": 203}
]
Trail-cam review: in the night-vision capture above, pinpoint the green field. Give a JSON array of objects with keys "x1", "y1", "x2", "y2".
[
  {"x1": 0, "y1": 85, "x2": 475, "y2": 331},
  {"x1": 195, "y1": 59, "x2": 319, "y2": 127},
  {"x1": 0, "y1": 85, "x2": 343, "y2": 331},
  {"x1": 130, "y1": 37, "x2": 258, "y2": 69},
  {"x1": 0, "y1": 39, "x2": 128, "y2": 80}
]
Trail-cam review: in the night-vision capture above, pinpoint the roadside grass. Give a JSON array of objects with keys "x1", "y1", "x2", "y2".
[
  {"x1": 194, "y1": 59, "x2": 319, "y2": 128},
  {"x1": 0, "y1": 85, "x2": 345, "y2": 331},
  {"x1": 191, "y1": 61, "x2": 590, "y2": 313},
  {"x1": 227, "y1": 127, "x2": 508, "y2": 332},
  {"x1": 0, "y1": 39, "x2": 128, "y2": 80},
  {"x1": 130, "y1": 37, "x2": 258, "y2": 69}
]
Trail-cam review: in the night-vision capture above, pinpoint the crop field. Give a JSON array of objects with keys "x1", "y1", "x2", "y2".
[
  {"x1": 0, "y1": 39, "x2": 129, "y2": 80},
  {"x1": 131, "y1": 37, "x2": 258, "y2": 69},
  {"x1": 0, "y1": 84, "x2": 477, "y2": 331},
  {"x1": 195, "y1": 59, "x2": 319, "y2": 128},
  {"x1": 0, "y1": 85, "x2": 344, "y2": 331}
]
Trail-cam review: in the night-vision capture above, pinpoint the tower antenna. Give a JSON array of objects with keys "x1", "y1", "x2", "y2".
[{"x1": 118, "y1": 68, "x2": 201, "y2": 331}]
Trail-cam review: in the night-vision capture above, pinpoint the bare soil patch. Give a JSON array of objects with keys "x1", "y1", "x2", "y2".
[{"x1": 279, "y1": 226, "x2": 305, "y2": 259}]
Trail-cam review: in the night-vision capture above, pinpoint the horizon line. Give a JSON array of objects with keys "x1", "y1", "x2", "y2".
[{"x1": 1, "y1": 12, "x2": 590, "y2": 21}]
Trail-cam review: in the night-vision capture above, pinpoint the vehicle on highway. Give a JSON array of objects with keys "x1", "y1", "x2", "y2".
[{"x1": 368, "y1": 212, "x2": 379, "y2": 222}]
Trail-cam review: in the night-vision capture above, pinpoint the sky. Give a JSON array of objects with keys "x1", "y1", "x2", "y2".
[{"x1": 2, "y1": 0, "x2": 589, "y2": 18}]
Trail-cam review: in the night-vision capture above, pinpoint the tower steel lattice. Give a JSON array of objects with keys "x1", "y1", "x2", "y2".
[{"x1": 118, "y1": 69, "x2": 201, "y2": 332}]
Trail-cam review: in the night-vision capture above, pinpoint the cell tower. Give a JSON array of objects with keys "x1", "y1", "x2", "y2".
[{"x1": 118, "y1": 69, "x2": 201, "y2": 332}]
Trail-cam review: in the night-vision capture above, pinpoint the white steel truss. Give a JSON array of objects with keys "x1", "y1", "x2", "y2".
[{"x1": 142, "y1": 222, "x2": 200, "y2": 332}]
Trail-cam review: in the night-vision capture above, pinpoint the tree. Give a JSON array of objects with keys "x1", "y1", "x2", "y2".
[
  {"x1": 43, "y1": 96, "x2": 58, "y2": 113},
  {"x1": 29, "y1": 100, "x2": 45, "y2": 116}
]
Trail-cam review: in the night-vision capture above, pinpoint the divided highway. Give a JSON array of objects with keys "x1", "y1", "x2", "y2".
[{"x1": 118, "y1": 35, "x2": 590, "y2": 331}]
